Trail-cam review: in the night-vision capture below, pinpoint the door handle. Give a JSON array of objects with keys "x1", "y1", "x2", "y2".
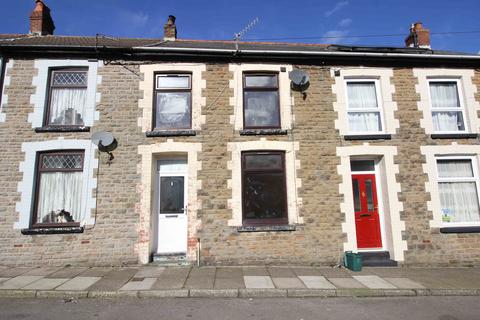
[{"x1": 359, "y1": 213, "x2": 371, "y2": 217}]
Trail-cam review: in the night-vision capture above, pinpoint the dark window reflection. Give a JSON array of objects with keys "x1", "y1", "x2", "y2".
[{"x1": 160, "y1": 177, "x2": 184, "y2": 214}]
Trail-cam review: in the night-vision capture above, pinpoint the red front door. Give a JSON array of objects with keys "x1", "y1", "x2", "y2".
[{"x1": 352, "y1": 174, "x2": 382, "y2": 249}]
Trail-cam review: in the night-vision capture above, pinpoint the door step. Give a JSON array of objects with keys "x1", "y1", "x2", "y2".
[
  {"x1": 151, "y1": 252, "x2": 188, "y2": 266},
  {"x1": 358, "y1": 251, "x2": 398, "y2": 267}
]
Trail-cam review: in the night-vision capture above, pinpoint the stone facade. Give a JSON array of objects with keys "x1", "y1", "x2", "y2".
[{"x1": 1, "y1": 56, "x2": 480, "y2": 267}]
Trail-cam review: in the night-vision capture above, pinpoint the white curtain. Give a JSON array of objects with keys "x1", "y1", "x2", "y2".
[
  {"x1": 347, "y1": 83, "x2": 381, "y2": 132},
  {"x1": 439, "y1": 182, "x2": 480, "y2": 222},
  {"x1": 245, "y1": 92, "x2": 279, "y2": 126},
  {"x1": 156, "y1": 92, "x2": 190, "y2": 128},
  {"x1": 432, "y1": 112, "x2": 463, "y2": 131},
  {"x1": 437, "y1": 160, "x2": 473, "y2": 178},
  {"x1": 50, "y1": 88, "x2": 87, "y2": 125},
  {"x1": 430, "y1": 82, "x2": 460, "y2": 109},
  {"x1": 37, "y1": 172, "x2": 83, "y2": 223}
]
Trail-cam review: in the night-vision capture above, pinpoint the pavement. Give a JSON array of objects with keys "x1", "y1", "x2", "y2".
[{"x1": 1, "y1": 265, "x2": 480, "y2": 299}]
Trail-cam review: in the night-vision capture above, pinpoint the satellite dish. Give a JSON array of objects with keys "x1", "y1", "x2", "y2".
[
  {"x1": 92, "y1": 132, "x2": 118, "y2": 161},
  {"x1": 289, "y1": 69, "x2": 310, "y2": 91}
]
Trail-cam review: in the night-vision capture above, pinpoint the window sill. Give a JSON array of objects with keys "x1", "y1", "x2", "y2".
[
  {"x1": 440, "y1": 226, "x2": 480, "y2": 234},
  {"x1": 343, "y1": 134, "x2": 392, "y2": 141},
  {"x1": 239, "y1": 129, "x2": 288, "y2": 136},
  {"x1": 237, "y1": 225, "x2": 296, "y2": 232},
  {"x1": 146, "y1": 130, "x2": 197, "y2": 137},
  {"x1": 21, "y1": 226, "x2": 84, "y2": 235},
  {"x1": 430, "y1": 133, "x2": 478, "y2": 139},
  {"x1": 35, "y1": 126, "x2": 91, "y2": 133}
]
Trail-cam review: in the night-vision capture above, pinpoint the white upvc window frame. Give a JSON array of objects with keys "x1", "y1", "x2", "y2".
[
  {"x1": 435, "y1": 155, "x2": 480, "y2": 227},
  {"x1": 428, "y1": 78, "x2": 468, "y2": 134},
  {"x1": 345, "y1": 78, "x2": 385, "y2": 135}
]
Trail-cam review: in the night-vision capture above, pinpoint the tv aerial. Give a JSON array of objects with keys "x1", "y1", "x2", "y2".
[
  {"x1": 92, "y1": 131, "x2": 118, "y2": 162},
  {"x1": 233, "y1": 17, "x2": 259, "y2": 53}
]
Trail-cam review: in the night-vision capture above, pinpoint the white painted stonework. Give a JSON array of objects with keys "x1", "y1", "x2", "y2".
[
  {"x1": 227, "y1": 139, "x2": 303, "y2": 226},
  {"x1": 331, "y1": 67, "x2": 399, "y2": 136},
  {"x1": 138, "y1": 63, "x2": 206, "y2": 132},
  {"x1": 29, "y1": 59, "x2": 101, "y2": 128},
  {"x1": 421, "y1": 144, "x2": 480, "y2": 228},
  {"x1": 229, "y1": 63, "x2": 294, "y2": 130},
  {"x1": 413, "y1": 68, "x2": 480, "y2": 134},
  {"x1": 0, "y1": 59, "x2": 14, "y2": 122},
  {"x1": 15, "y1": 138, "x2": 98, "y2": 229},
  {"x1": 336, "y1": 144, "x2": 407, "y2": 261},
  {"x1": 137, "y1": 140, "x2": 202, "y2": 264}
]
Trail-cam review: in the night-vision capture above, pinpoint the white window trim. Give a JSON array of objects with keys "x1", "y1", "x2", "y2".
[
  {"x1": 29, "y1": 59, "x2": 101, "y2": 128},
  {"x1": 428, "y1": 78, "x2": 468, "y2": 133},
  {"x1": 0, "y1": 58, "x2": 13, "y2": 123},
  {"x1": 421, "y1": 144, "x2": 480, "y2": 228},
  {"x1": 15, "y1": 138, "x2": 98, "y2": 229},
  {"x1": 138, "y1": 63, "x2": 206, "y2": 132},
  {"x1": 345, "y1": 78, "x2": 386, "y2": 135},
  {"x1": 414, "y1": 68, "x2": 480, "y2": 134},
  {"x1": 332, "y1": 68, "x2": 398, "y2": 136},
  {"x1": 227, "y1": 139, "x2": 302, "y2": 226},
  {"x1": 229, "y1": 64, "x2": 293, "y2": 130}
]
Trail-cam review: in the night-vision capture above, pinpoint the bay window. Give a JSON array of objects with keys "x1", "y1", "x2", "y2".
[
  {"x1": 429, "y1": 80, "x2": 466, "y2": 132},
  {"x1": 346, "y1": 80, "x2": 383, "y2": 133}
]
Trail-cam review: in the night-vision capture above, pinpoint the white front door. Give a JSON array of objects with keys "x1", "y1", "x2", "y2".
[{"x1": 156, "y1": 159, "x2": 188, "y2": 254}]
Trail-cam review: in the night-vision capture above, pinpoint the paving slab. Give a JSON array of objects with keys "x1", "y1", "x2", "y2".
[
  {"x1": 215, "y1": 267, "x2": 243, "y2": 278},
  {"x1": 184, "y1": 267, "x2": 215, "y2": 289},
  {"x1": 344, "y1": 267, "x2": 379, "y2": 276},
  {"x1": 298, "y1": 276, "x2": 335, "y2": 289},
  {"x1": 0, "y1": 278, "x2": 9, "y2": 284},
  {"x1": 55, "y1": 277, "x2": 102, "y2": 291},
  {"x1": 317, "y1": 268, "x2": 351, "y2": 278},
  {"x1": 87, "y1": 268, "x2": 137, "y2": 291},
  {"x1": 22, "y1": 267, "x2": 61, "y2": 277},
  {"x1": 47, "y1": 267, "x2": 88, "y2": 278},
  {"x1": 0, "y1": 267, "x2": 33, "y2": 278},
  {"x1": 0, "y1": 276, "x2": 44, "y2": 289},
  {"x1": 291, "y1": 267, "x2": 323, "y2": 276},
  {"x1": 328, "y1": 277, "x2": 366, "y2": 289},
  {"x1": 272, "y1": 277, "x2": 305, "y2": 289},
  {"x1": 267, "y1": 267, "x2": 296, "y2": 278},
  {"x1": 384, "y1": 277, "x2": 425, "y2": 289},
  {"x1": 242, "y1": 267, "x2": 269, "y2": 276},
  {"x1": 119, "y1": 278, "x2": 157, "y2": 291},
  {"x1": 134, "y1": 266, "x2": 165, "y2": 278},
  {"x1": 399, "y1": 269, "x2": 456, "y2": 289},
  {"x1": 214, "y1": 277, "x2": 245, "y2": 289},
  {"x1": 426, "y1": 269, "x2": 480, "y2": 289},
  {"x1": 151, "y1": 267, "x2": 190, "y2": 289},
  {"x1": 353, "y1": 275, "x2": 397, "y2": 289},
  {"x1": 23, "y1": 278, "x2": 69, "y2": 290},
  {"x1": 244, "y1": 276, "x2": 275, "y2": 289},
  {"x1": 79, "y1": 267, "x2": 114, "y2": 277}
]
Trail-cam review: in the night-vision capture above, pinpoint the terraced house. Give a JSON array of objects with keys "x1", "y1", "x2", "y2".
[{"x1": 1, "y1": 0, "x2": 480, "y2": 267}]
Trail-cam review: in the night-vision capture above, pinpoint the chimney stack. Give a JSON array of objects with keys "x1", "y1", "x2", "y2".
[
  {"x1": 405, "y1": 22, "x2": 430, "y2": 49},
  {"x1": 29, "y1": 0, "x2": 55, "y2": 36},
  {"x1": 164, "y1": 15, "x2": 177, "y2": 41}
]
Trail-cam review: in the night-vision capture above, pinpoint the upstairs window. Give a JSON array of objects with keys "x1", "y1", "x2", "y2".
[
  {"x1": 46, "y1": 68, "x2": 88, "y2": 126},
  {"x1": 429, "y1": 80, "x2": 466, "y2": 132},
  {"x1": 241, "y1": 151, "x2": 288, "y2": 225},
  {"x1": 346, "y1": 80, "x2": 383, "y2": 133},
  {"x1": 33, "y1": 151, "x2": 84, "y2": 227},
  {"x1": 154, "y1": 73, "x2": 192, "y2": 130},
  {"x1": 436, "y1": 158, "x2": 480, "y2": 224},
  {"x1": 0, "y1": 57, "x2": 4, "y2": 107},
  {"x1": 243, "y1": 73, "x2": 280, "y2": 129}
]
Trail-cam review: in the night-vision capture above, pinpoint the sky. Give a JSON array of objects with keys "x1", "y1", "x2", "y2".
[{"x1": 1, "y1": 0, "x2": 479, "y2": 53}]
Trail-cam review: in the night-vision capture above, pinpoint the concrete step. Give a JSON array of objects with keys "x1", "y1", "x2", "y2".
[
  {"x1": 359, "y1": 251, "x2": 398, "y2": 267},
  {"x1": 151, "y1": 253, "x2": 188, "y2": 266}
]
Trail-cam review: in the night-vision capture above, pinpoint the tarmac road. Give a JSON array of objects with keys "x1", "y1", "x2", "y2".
[{"x1": 0, "y1": 296, "x2": 479, "y2": 320}]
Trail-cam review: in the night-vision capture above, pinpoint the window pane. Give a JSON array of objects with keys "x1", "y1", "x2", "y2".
[
  {"x1": 157, "y1": 75, "x2": 190, "y2": 89},
  {"x1": 244, "y1": 91, "x2": 280, "y2": 127},
  {"x1": 437, "y1": 159, "x2": 474, "y2": 178},
  {"x1": 245, "y1": 75, "x2": 277, "y2": 88},
  {"x1": 430, "y1": 82, "x2": 460, "y2": 109},
  {"x1": 52, "y1": 71, "x2": 87, "y2": 86},
  {"x1": 352, "y1": 179, "x2": 361, "y2": 212},
  {"x1": 432, "y1": 111, "x2": 465, "y2": 131},
  {"x1": 244, "y1": 154, "x2": 283, "y2": 170},
  {"x1": 37, "y1": 171, "x2": 83, "y2": 224},
  {"x1": 42, "y1": 154, "x2": 83, "y2": 170},
  {"x1": 365, "y1": 179, "x2": 374, "y2": 211},
  {"x1": 348, "y1": 112, "x2": 381, "y2": 132},
  {"x1": 347, "y1": 82, "x2": 378, "y2": 109},
  {"x1": 156, "y1": 92, "x2": 191, "y2": 129},
  {"x1": 160, "y1": 177, "x2": 184, "y2": 214},
  {"x1": 49, "y1": 88, "x2": 86, "y2": 125},
  {"x1": 439, "y1": 182, "x2": 480, "y2": 223},
  {"x1": 243, "y1": 172, "x2": 286, "y2": 220},
  {"x1": 351, "y1": 160, "x2": 375, "y2": 172}
]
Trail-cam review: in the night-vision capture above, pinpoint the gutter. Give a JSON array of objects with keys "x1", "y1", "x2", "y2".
[{"x1": 132, "y1": 46, "x2": 480, "y2": 60}]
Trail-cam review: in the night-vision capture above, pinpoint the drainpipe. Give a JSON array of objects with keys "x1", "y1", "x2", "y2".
[{"x1": 197, "y1": 238, "x2": 201, "y2": 267}]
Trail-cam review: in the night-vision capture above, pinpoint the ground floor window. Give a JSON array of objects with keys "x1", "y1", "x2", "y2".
[
  {"x1": 241, "y1": 151, "x2": 288, "y2": 225},
  {"x1": 436, "y1": 157, "x2": 480, "y2": 224},
  {"x1": 33, "y1": 151, "x2": 84, "y2": 227}
]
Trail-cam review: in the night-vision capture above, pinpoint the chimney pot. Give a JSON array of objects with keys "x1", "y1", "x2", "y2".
[
  {"x1": 164, "y1": 15, "x2": 177, "y2": 41},
  {"x1": 29, "y1": 0, "x2": 55, "y2": 36},
  {"x1": 405, "y1": 21, "x2": 430, "y2": 49}
]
